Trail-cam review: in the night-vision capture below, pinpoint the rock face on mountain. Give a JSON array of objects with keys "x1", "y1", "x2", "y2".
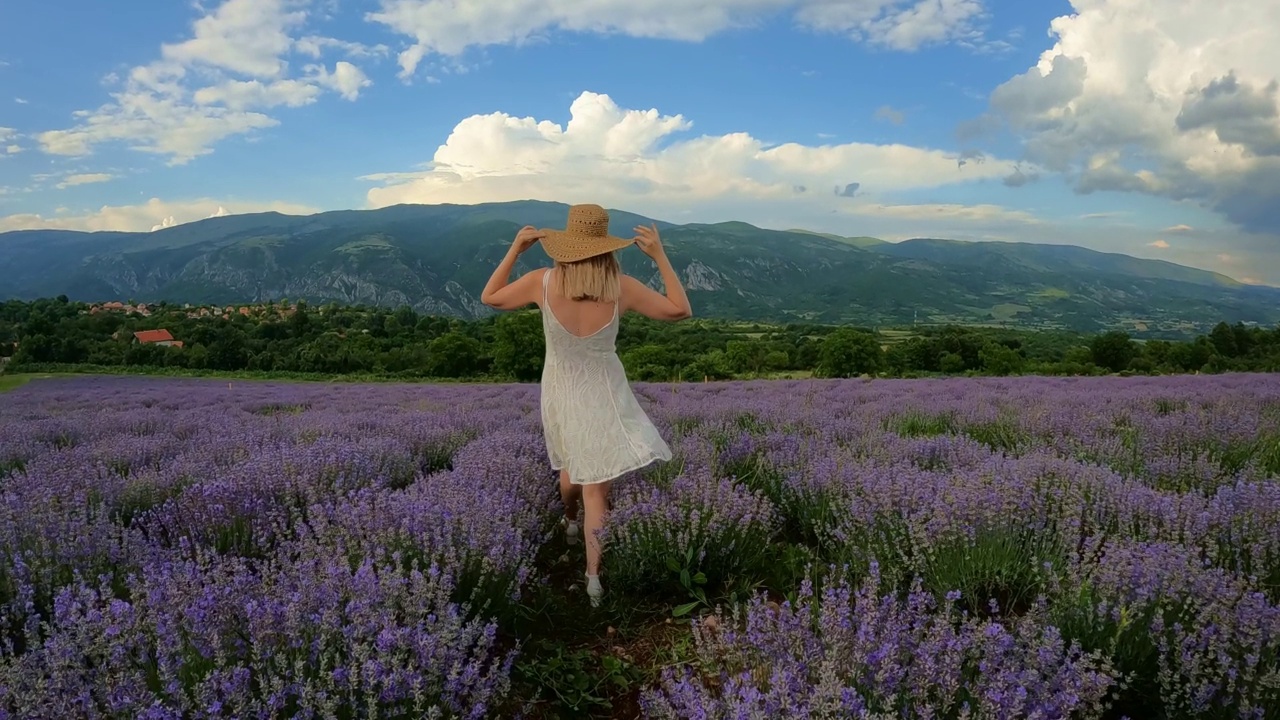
[{"x1": 3, "y1": 200, "x2": 1277, "y2": 335}]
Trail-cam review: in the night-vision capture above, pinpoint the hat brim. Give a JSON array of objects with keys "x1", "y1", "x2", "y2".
[{"x1": 538, "y1": 228, "x2": 634, "y2": 263}]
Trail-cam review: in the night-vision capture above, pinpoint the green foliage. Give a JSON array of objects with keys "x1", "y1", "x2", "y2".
[
  {"x1": 2, "y1": 297, "x2": 1279, "y2": 384},
  {"x1": 1090, "y1": 331, "x2": 1138, "y2": 373},
  {"x1": 514, "y1": 639, "x2": 642, "y2": 716},
  {"x1": 491, "y1": 311, "x2": 545, "y2": 381},
  {"x1": 816, "y1": 328, "x2": 883, "y2": 377},
  {"x1": 426, "y1": 331, "x2": 483, "y2": 378}
]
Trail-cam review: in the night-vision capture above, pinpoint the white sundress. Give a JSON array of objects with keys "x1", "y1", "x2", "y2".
[{"x1": 539, "y1": 269, "x2": 672, "y2": 485}]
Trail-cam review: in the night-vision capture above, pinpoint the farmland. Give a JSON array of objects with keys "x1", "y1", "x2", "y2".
[{"x1": 2, "y1": 374, "x2": 1280, "y2": 718}]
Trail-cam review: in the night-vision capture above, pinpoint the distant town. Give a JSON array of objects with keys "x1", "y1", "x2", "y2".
[
  {"x1": 82, "y1": 300, "x2": 304, "y2": 350},
  {"x1": 87, "y1": 300, "x2": 300, "y2": 320}
]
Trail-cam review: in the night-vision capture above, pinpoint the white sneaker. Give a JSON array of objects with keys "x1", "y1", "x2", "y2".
[
  {"x1": 586, "y1": 574, "x2": 603, "y2": 607},
  {"x1": 563, "y1": 518, "x2": 580, "y2": 546}
]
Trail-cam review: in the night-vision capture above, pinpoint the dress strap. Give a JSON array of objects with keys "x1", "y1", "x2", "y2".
[{"x1": 542, "y1": 267, "x2": 551, "y2": 305}]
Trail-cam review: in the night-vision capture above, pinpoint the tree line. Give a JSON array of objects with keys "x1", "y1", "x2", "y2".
[{"x1": 2, "y1": 297, "x2": 1278, "y2": 382}]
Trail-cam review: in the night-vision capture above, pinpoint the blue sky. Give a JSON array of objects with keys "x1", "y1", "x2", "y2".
[{"x1": 1, "y1": 0, "x2": 1277, "y2": 284}]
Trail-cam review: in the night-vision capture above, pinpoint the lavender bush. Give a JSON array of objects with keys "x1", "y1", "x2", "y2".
[
  {"x1": 1, "y1": 373, "x2": 1279, "y2": 717},
  {"x1": 641, "y1": 564, "x2": 1116, "y2": 719}
]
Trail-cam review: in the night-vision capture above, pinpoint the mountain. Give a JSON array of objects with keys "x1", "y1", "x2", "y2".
[
  {"x1": 787, "y1": 229, "x2": 888, "y2": 249},
  {"x1": 2, "y1": 200, "x2": 1278, "y2": 336}
]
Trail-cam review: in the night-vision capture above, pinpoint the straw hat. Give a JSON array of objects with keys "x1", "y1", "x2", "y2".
[{"x1": 539, "y1": 204, "x2": 634, "y2": 263}]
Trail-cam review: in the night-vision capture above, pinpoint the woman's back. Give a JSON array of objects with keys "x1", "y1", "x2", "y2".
[{"x1": 542, "y1": 267, "x2": 618, "y2": 340}]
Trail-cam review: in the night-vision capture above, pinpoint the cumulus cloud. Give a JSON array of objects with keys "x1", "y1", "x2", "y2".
[
  {"x1": 37, "y1": 0, "x2": 374, "y2": 164},
  {"x1": 56, "y1": 173, "x2": 115, "y2": 189},
  {"x1": 983, "y1": 0, "x2": 1280, "y2": 236},
  {"x1": 0, "y1": 197, "x2": 319, "y2": 233},
  {"x1": 367, "y1": 0, "x2": 991, "y2": 78},
  {"x1": 308, "y1": 61, "x2": 372, "y2": 101},
  {"x1": 1148, "y1": 239, "x2": 1170, "y2": 249},
  {"x1": 364, "y1": 90, "x2": 1020, "y2": 217}
]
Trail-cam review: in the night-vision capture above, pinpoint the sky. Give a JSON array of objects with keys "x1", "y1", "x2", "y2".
[{"x1": 1, "y1": 0, "x2": 1278, "y2": 285}]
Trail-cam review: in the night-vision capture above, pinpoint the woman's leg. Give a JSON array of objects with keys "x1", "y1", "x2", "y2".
[
  {"x1": 559, "y1": 469, "x2": 581, "y2": 522},
  {"x1": 582, "y1": 480, "x2": 612, "y2": 580}
]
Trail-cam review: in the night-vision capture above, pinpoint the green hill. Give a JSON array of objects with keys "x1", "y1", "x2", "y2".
[{"x1": 2, "y1": 200, "x2": 1276, "y2": 336}]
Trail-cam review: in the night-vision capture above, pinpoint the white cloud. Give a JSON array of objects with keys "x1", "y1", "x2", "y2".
[
  {"x1": 192, "y1": 78, "x2": 321, "y2": 111},
  {"x1": 13, "y1": 98, "x2": 27, "y2": 105},
  {"x1": 160, "y1": 0, "x2": 307, "y2": 78},
  {"x1": 0, "y1": 129, "x2": 19, "y2": 157},
  {"x1": 367, "y1": 0, "x2": 991, "y2": 78},
  {"x1": 36, "y1": 0, "x2": 373, "y2": 164},
  {"x1": 1163, "y1": 224, "x2": 1193, "y2": 233},
  {"x1": 364, "y1": 90, "x2": 1021, "y2": 217},
  {"x1": 1148, "y1": 239, "x2": 1170, "y2": 249},
  {"x1": 0, "y1": 197, "x2": 319, "y2": 233},
  {"x1": 984, "y1": 0, "x2": 1280, "y2": 236},
  {"x1": 308, "y1": 61, "x2": 372, "y2": 101},
  {"x1": 56, "y1": 173, "x2": 115, "y2": 189},
  {"x1": 796, "y1": 0, "x2": 987, "y2": 51},
  {"x1": 295, "y1": 35, "x2": 390, "y2": 59}
]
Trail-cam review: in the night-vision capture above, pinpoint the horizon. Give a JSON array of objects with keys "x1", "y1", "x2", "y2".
[{"x1": 2, "y1": 0, "x2": 1278, "y2": 284}]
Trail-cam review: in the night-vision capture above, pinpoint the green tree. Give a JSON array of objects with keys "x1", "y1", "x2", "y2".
[
  {"x1": 979, "y1": 342, "x2": 1025, "y2": 375},
  {"x1": 621, "y1": 344, "x2": 679, "y2": 381},
  {"x1": 491, "y1": 311, "x2": 545, "y2": 381},
  {"x1": 939, "y1": 351, "x2": 966, "y2": 374},
  {"x1": 1208, "y1": 322, "x2": 1239, "y2": 357},
  {"x1": 685, "y1": 349, "x2": 734, "y2": 380},
  {"x1": 817, "y1": 329, "x2": 884, "y2": 378},
  {"x1": 725, "y1": 339, "x2": 768, "y2": 376},
  {"x1": 427, "y1": 332, "x2": 482, "y2": 378},
  {"x1": 763, "y1": 350, "x2": 790, "y2": 372},
  {"x1": 1089, "y1": 331, "x2": 1137, "y2": 373}
]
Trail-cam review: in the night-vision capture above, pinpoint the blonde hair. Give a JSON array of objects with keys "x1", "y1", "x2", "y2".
[{"x1": 553, "y1": 252, "x2": 621, "y2": 303}]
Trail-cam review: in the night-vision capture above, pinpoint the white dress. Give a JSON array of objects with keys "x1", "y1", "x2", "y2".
[{"x1": 539, "y1": 269, "x2": 672, "y2": 484}]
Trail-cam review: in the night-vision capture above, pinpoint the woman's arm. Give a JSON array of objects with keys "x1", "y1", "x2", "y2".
[
  {"x1": 480, "y1": 226, "x2": 545, "y2": 310},
  {"x1": 623, "y1": 224, "x2": 692, "y2": 321}
]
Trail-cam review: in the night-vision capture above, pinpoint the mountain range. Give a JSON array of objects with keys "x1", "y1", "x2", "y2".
[{"x1": 3, "y1": 200, "x2": 1277, "y2": 336}]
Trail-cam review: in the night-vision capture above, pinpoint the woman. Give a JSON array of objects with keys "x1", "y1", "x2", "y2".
[{"x1": 481, "y1": 203, "x2": 693, "y2": 606}]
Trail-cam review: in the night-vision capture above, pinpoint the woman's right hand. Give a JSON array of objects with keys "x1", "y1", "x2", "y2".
[{"x1": 633, "y1": 223, "x2": 665, "y2": 260}]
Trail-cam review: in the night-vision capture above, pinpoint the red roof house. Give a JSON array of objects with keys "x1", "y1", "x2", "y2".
[{"x1": 133, "y1": 329, "x2": 177, "y2": 345}]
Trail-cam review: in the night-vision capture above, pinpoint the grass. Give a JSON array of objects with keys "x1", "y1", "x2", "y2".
[
  {"x1": 990, "y1": 303, "x2": 1031, "y2": 320},
  {"x1": 0, "y1": 373, "x2": 53, "y2": 393},
  {"x1": 503, "y1": 533, "x2": 702, "y2": 719},
  {"x1": 5, "y1": 363, "x2": 497, "y2": 386}
]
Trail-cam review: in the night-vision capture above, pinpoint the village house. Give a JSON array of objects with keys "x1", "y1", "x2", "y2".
[
  {"x1": 132, "y1": 329, "x2": 184, "y2": 348},
  {"x1": 89, "y1": 301, "x2": 151, "y2": 317}
]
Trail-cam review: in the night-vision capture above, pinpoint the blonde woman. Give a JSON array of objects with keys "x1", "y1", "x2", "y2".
[{"x1": 481, "y1": 203, "x2": 693, "y2": 606}]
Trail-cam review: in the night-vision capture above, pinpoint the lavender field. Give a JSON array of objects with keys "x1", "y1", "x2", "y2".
[{"x1": 2, "y1": 374, "x2": 1280, "y2": 719}]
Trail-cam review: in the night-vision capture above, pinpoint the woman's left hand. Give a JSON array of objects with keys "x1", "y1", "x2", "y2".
[{"x1": 513, "y1": 226, "x2": 545, "y2": 254}]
